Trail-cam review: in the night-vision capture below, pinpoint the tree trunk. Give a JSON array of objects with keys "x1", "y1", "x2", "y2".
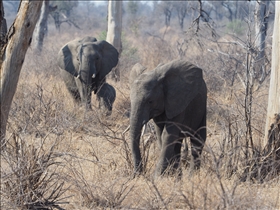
[
  {"x1": 264, "y1": 1, "x2": 280, "y2": 144},
  {"x1": 0, "y1": 0, "x2": 7, "y2": 62},
  {"x1": 254, "y1": 0, "x2": 269, "y2": 82},
  {"x1": 33, "y1": 0, "x2": 50, "y2": 54},
  {"x1": 0, "y1": 1, "x2": 42, "y2": 145},
  {"x1": 106, "y1": 0, "x2": 122, "y2": 81},
  {"x1": 261, "y1": 1, "x2": 280, "y2": 178}
]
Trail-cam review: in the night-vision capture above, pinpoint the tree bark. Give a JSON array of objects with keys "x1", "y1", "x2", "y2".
[
  {"x1": 33, "y1": 0, "x2": 50, "y2": 54},
  {"x1": 106, "y1": 0, "x2": 122, "y2": 81},
  {"x1": 0, "y1": 1, "x2": 42, "y2": 145},
  {"x1": 254, "y1": 0, "x2": 269, "y2": 82},
  {"x1": 0, "y1": 0, "x2": 7, "y2": 61},
  {"x1": 264, "y1": 1, "x2": 280, "y2": 146}
]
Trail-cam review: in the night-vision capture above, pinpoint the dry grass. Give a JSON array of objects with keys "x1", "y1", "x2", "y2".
[{"x1": 1, "y1": 18, "x2": 279, "y2": 210}]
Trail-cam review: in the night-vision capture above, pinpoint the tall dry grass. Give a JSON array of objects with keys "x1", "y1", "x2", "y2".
[{"x1": 1, "y1": 17, "x2": 279, "y2": 210}]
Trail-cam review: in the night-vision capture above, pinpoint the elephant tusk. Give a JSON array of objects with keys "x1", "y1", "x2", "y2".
[
  {"x1": 122, "y1": 123, "x2": 147, "y2": 137},
  {"x1": 122, "y1": 125, "x2": 130, "y2": 136},
  {"x1": 92, "y1": 74, "x2": 96, "y2": 79},
  {"x1": 76, "y1": 74, "x2": 80, "y2": 79},
  {"x1": 141, "y1": 124, "x2": 147, "y2": 137}
]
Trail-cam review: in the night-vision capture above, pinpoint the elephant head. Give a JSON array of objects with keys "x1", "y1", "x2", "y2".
[
  {"x1": 58, "y1": 36, "x2": 119, "y2": 109},
  {"x1": 129, "y1": 63, "x2": 147, "y2": 87},
  {"x1": 129, "y1": 59, "x2": 207, "y2": 175}
]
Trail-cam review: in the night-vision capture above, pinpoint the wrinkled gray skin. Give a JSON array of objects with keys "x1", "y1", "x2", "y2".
[
  {"x1": 130, "y1": 59, "x2": 207, "y2": 176},
  {"x1": 57, "y1": 36, "x2": 118, "y2": 110},
  {"x1": 96, "y1": 83, "x2": 116, "y2": 116}
]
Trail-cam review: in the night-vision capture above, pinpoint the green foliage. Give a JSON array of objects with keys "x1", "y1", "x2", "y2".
[
  {"x1": 121, "y1": 32, "x2": 138, "y2": 59},
  {"x1": 226, "y1": 19, "x2": 245, "y2": 36},
  {"x1": 98, "y1": 31, "x2": 107, "y2": 41}
]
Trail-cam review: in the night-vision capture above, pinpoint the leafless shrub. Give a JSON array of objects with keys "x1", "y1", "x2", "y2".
[
  {"x1": 67, "y1": 161, "x2": 134, "y2": 209},
  {"x1": 242, "y1": 114, "x2": 280, "y2": 182},
  {"x1": 1, "y1": 134, "x2": 67, "y2": 209}
]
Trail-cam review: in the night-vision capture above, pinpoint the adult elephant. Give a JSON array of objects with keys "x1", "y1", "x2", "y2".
[
  {"x1": 130, "y1": 59, "x2": 207, "y2": 176},
  {"x1": 57, "y1": 36, "x2": 119, "y2": 110}
]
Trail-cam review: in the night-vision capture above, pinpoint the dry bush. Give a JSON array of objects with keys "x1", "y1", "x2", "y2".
[{"x1": 1, "y1": 134, "x2": 67, "y2": 210}]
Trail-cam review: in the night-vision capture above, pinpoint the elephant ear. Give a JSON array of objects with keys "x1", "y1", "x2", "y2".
[
  {"x1": 96, "y1": 40, "x2": 119, "y2": 80},
  {"x1": 129, "y1": 63, "x2": 147, "y2": 87},
  {"x1": 158, "y1": 59, "x2": 203, "y2": 119},
  {"x1": 57, "y1": 39, "x2": 80, "y2": 76}
]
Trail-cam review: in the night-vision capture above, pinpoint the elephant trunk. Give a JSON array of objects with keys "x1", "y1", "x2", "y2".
[
  {"x1": 83, "y1": 84, "x2": 92, "y2": 109},
  {"x1": 130, "y1": 103, "x2": 149, "y2": 174},
  {"x1": 79, "y1": 60, "x2": 97, "y2": 109},
  {"x1": 130, "y1": 119, "x2": 143, "y2": 174}
]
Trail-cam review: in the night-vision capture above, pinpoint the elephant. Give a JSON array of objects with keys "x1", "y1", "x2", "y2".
[
  {"x1": 129, "y1": 59, "x2": 207, "y2": 176},
  {"x1": 57, "y1": 36, "x2": 119, "y2": 110},
  {"x1": 96, "y1": 82, "x2": 116, "y2": 116},
  {"x1": 129, "y1": 63, "x2": 147, "y2": 86}
]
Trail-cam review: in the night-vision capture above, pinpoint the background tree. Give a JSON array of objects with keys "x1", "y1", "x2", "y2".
[
  {"x1": 254, "y1": 0, "x2": 270, "y2": 82},
  {"x1": 127, "y1": 1, "x2": 138, "y2": 16},
  {"x1": 264, "y1": 1, "x2": 280, "y2": 146},
  {"x1": 160, "y1": 2, "x2": 173, "y2": 27},
  {"x1": 33, "y1": 0, "x2": 54, "y2": 54},
  {"x1": 0, "y1": 1, "x2": 42, "y2": 145},
  {"x1": 49, "y1": 0, "x2": 79, "y2": 32},
  {"x1": 106, "y1": 0, "x2": 122, "y2": 81},
  {"x1": 126, "y1": 1, "x2": 140, "y2": 35},
  {"x1": 221, "y1": 1, "x2": 237, "y2": 21},
  {"x1": 174, "y1": 1, "x2": 188, "y2": 30},
  {"x1": 0, "y1": 0, "x2": 7, "y2": 52}
]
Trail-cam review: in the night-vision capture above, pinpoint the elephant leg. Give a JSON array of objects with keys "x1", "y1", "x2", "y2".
[
  {"x1": 173, "y1": 138, "x2": 183, "y2": 170},
  {"x1": 74, "y1": 77, "x2": 92, "y2": 109},
  {"x1": 156, "y1": 122, "x2": 182, "y2": 176},
  {"x1": 96, "y1": 95, "x2": 110, "y2": 115},
  {"x1": 179, "y1": 133, "x2": 189, "y2": 168},
  {"x1": 96, "y1": 83, "x2": 116, "y2": 116},
  {"x1": 153, "y1": 115, "x2": 165, "y2": 148},
  {"x1": 69, "y1": 89, "x2": 82, "y2": 103},
  {"x1": 62, "y1": 75, "x2": 81, "y2": 104},
  {"x1": 190, "y1": 114, "x2": 206, "y2": 170}
]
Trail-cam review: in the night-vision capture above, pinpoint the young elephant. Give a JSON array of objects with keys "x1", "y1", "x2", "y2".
[
  {"x1": 96, "y1": 83, "x2": 116, "y2": 116},
  {"x1": 57, "y1": 36, "x2": 118, "y2": 110},
  {"x1": 130, "y1": 59, "x2": 207, "y2": 176}
]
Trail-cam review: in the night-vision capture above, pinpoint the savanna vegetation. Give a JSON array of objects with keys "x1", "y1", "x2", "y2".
[{"x1": 1, "y1": 1, "x2": 279, "y2": 209}]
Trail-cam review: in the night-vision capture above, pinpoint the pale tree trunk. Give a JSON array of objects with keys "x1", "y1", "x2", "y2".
[
  {"x1": 106, "y1": 0, "x2": 122, "y2": 81},
  {"x1": 0, "y1": 1, "x2": 42, "y2": 146},
  {"x1": 264, "y1": 1, "x2": 280, "y2": 152},
  {"x1": 33, "y1": 0, "x2": 50, "y2": 54},
  {"x1": 254, "y1": 0, "x2": 269, "y2": 83}
]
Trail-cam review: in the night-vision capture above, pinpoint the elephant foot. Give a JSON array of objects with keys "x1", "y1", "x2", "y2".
[
  {"x1": 132, "y1": 162, "x2": 143, "y2": 178},
  {"x1": 102, "y1": 109, "x2": 112, "y2": 117},
  {"x1": 181, "y1": 148, "x2": 190, "y2": 169},
  {"x1": 85, "y1": 104, "x2": 92, "y2": 110},
  {"x1": 155, "y1": 161, "x2": 182, "y2": 178},
  {"x1": 189, "y1": 156, "x2": 201, "y2": 171}
]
